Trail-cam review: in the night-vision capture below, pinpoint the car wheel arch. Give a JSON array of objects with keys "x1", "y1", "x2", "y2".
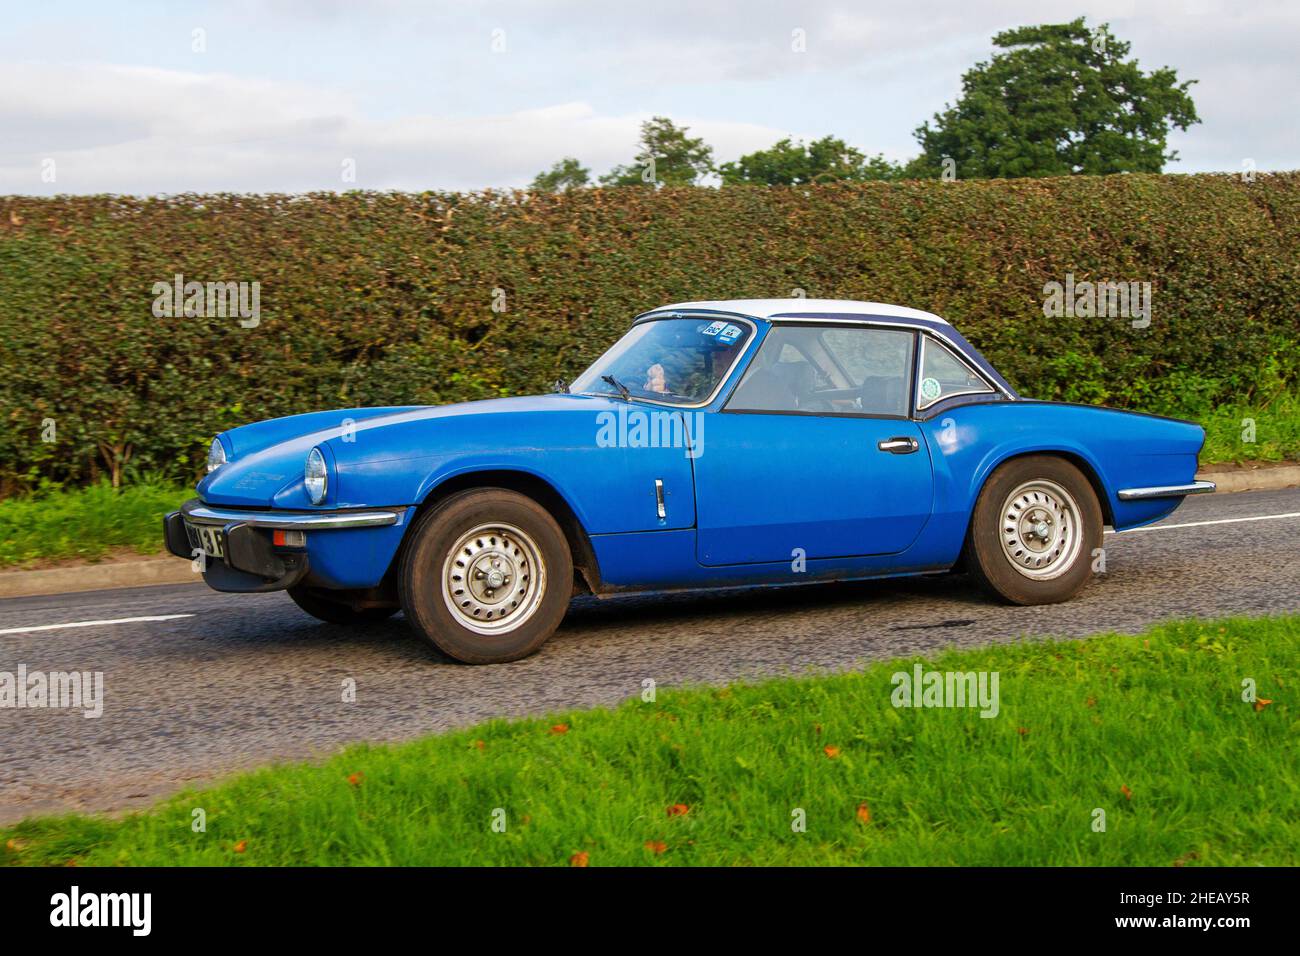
[
  {"x1": 969, "y1": 449, "x2": 1115, "y2": 529},
  {"x1": 410, "y1": 469, "x2": 602, "y2": 595}
]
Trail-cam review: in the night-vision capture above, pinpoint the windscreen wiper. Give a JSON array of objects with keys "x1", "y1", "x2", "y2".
[{"x1": 601, "y1": 374, "x2": 631, "y2": 401}]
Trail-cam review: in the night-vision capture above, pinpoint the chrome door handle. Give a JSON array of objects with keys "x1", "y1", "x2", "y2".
[{"x1": 878, "y1": 436, "x2": 919, "y2": 454}]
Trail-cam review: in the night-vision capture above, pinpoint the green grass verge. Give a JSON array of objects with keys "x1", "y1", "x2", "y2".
[
  {"x1": 1197, "y1": 388, "x2": 1300, "y2": 464},
  {"x1": 3, "y1": 615, "x2": 1295, "y2": 866},
  {"x1": 0, "y1": 478, "x2": 188, "y2": 568}
]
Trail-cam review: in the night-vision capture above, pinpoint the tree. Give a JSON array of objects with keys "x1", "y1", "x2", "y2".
[
  {"x1": 530, "y1": 157, "x2": 590, "y2": 192},
  {"x1": 600, "y1": 117, "x2": 715, "y2": 187},
  {"x1": 720, "y1": 135, "x2": 905, "y2": 185},
  {"x1": 911, "y1": 17, "x2": 1199, "y2": 179}
]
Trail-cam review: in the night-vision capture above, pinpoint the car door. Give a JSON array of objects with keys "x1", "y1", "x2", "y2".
[{"x1": 692, "y1": 323, "x2": 934, "y2": 566}]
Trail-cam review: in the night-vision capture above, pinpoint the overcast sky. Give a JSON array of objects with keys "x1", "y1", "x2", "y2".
[{"x1": 1, "y1": 0, "x2": 1295, "y2": 195}]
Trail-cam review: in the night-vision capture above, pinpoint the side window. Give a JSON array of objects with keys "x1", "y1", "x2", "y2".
[
  {"x1": 917, "y1": 336, "x2": 993, "y2": 410},
  {"x1": 821, "y1": 328, "x2": 912, "y2": 416},
  {"x1": 727, "y1": 325, "x2": 913, "y2": 416}
]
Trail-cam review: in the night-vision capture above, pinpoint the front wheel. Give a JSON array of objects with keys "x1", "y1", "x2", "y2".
[
  {"x1": 398, "y1": 489, "x2": 573, "y2": 664},
  {"x1": 965, "y1": 455, "x2": 1103, "y2": 605}
]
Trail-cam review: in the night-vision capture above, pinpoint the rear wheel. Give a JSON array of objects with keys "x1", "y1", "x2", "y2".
[
  {"x1": 399, "y1": 489, "x2": 573, "y2": 664},
  {"x1": 288, "y1": 586, "x2": 399, "y2": 625},
  {"x1": 965, "y1": 455, "x2": 1103, "y2": 605}
]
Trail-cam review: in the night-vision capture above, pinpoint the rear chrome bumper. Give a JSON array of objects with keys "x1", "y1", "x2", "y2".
[
  {"x1": 1116, "y1": 480, "x2": 1216, "y2": 501},
  {"x1": 179, "y1": 498, "x2": 402, "y2": 529}
]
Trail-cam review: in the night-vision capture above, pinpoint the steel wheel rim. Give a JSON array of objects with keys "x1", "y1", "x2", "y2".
[
  {"x1": 999, "y1": 479, "x2": 1083, "y2": 581},
  {"x1": 441, "y1": 522, "x2": 546, "y2": 635}
]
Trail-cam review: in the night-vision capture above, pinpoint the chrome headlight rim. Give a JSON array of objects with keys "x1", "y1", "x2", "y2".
[
  {"x1": 206, "y1": 437, "x2": 227, "y2": 473},
  {"x1": 304, "y1": 446, "x2": 328, "y2": 505}
]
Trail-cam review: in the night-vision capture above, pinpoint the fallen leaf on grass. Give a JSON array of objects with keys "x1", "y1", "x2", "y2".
[
  {"x1": 666, "y1": 804, "x2": 690, "y2": 817},
  {"x1": 550, "y1": 724, "x2": 570, "y2": 735},
  {"x1": 233, "y1": 840, "x2": 248, "y2": 853},
  {"x1": 569, "y1": 851, "x2": 589, "y2": 867},
  {"x1": 1254, "y1": 698, "x2": 1273, "y2": 712},
  {"x1": 347, "y1": 772, "x2": 363, "y2": 786},
  {"x1": 823, "y1": 745, "x2": 841, "y2": 759},
  {"x1": 645, "y1": 840, "x2": 668, "y2": 854},
  {"x1": 856, "y1": 803, "x2": 872, "y2": 824},
  {"x1": 1120, "y1": 785, "x2": 1132, "y2": 801}
]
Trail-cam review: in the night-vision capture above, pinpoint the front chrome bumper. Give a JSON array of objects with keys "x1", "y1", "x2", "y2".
[
  {"x1": 164, "y1": 498, "x2": 404, "y2": 592},
  {"x1": 179, "y1": 499, "x2": 403, "y2": 529},
  {"x1": 1116, "y1": 480, "x2": 1216, "y2": 501}
]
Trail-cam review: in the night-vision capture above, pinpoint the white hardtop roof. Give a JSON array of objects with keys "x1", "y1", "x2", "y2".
[{"x1": 650, "y1": 298, "x2": 949, "y2": 324}]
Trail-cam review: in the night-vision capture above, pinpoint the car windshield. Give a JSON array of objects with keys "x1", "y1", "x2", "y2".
[{"x1": 571, "y1": 317, "x2": 753, "y2": 405}]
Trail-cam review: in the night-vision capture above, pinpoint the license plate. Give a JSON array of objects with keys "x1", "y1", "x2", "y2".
[{"x1": 186, "y1": 522, "x2": 225, "y2": 559}]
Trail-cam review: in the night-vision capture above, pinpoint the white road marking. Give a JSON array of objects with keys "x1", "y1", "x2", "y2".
[
  {"x1": 1107, "y1": 511, "x2": 1300, "y2": 535},
  {"x1": 0, "y1": 614, "x2": 194, "y2": 636}
]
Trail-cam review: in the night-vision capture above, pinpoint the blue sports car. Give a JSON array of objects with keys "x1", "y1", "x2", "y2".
[{"x1": 165, "y1": 299, "x2": 1214, "y2": 663}]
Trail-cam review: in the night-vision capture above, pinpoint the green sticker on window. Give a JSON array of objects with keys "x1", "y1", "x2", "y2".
[{"x1": 920, "y1": 376, "x2": 942, "y2": 402}]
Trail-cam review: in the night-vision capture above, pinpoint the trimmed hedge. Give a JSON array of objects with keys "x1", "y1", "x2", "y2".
[{"x1": 1, "y1": 173, "x2": 1298, "y2": 490}]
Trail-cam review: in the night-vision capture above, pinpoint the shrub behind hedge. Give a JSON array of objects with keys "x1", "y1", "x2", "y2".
[{"x1": 1, "y1": 173, "x2": 1297, "y2": 490}]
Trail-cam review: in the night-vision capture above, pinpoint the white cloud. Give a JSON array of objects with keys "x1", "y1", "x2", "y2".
[
  {"x1": 0, "y1": 62, "x2": 790, "y2": 194},
  {"x1": 0, "y1": 1, "x2": 1295, "y2": 194}
]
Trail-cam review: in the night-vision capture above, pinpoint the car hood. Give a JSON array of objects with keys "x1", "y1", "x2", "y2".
[{"x1": 197, "y1": 393, "x2": 627, "y2": 508}]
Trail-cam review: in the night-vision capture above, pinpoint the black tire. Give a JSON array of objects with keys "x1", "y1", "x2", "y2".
[
  {"x1": 398, "y1": 489, "x2": 573, "y2": 664},
  {"x1": 288, "y1": 586, "x2": 399, "y2": 625},
  {"x1": 965, "y1": 455, "x2": 1103, "y2": 605}
]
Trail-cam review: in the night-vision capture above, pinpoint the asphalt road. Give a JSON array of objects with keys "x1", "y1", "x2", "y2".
[{"x1": 2, "y1": 488, "x2": 1297, "y2": 824}]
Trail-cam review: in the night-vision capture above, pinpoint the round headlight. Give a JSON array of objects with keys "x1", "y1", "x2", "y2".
[
  {"x1": 304, "y1": 447, "x2": 328, "y2": 504},
  {"x1": 206, "y1": 437, "x2": 227, "y2": 473}
]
